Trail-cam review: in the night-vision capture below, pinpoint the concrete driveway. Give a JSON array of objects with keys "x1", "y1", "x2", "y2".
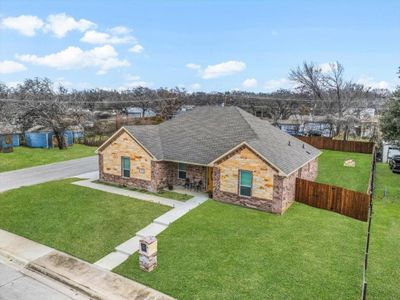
[{"x1": 0, "y1": 156, "x2": 98, "y2": 192}]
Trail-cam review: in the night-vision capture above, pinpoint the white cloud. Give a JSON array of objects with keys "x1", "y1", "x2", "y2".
[
  {"x1": 118, "y1": 75, "x2": 152, "y2": 90},
  {"x1": 190, "y1": 83, "x2": 201, "y2": 91},
  {"x1": 1, "y1": 15, "x2": 44, "y2": 36},
  {"x1": 186, "y1": 63, "x2": 201, "y2": 70},
  {"x1": 357, "y1": 76, "x2": 390, "y2": 90},
  {"x1": 242, "y1": 78, "x2": 257, "y2": 88},
  {"x1": 264, "y1": 78, "x2": 294, "y2": 91},
  {"x1": 129, "y1": 44, "x2": 144, "y2": 54},
  {"x1": 109, "y1": 26, "x2": 131, "y2": 35},
  {"x1": 125, "y1": 74, "x2": 141, "y2": 81},
  {"x1": 0, "y1": 60, "x2": 27, "y2": 74},
  {"x1": 44, "y1": 13, "x2": 95, "y2": 38},
  {"x1": 318, "y1": 62, "x2": 338, "y2": 74},
  {"x1": 201, "y1": 61, "x2": 246, "y2": 79},
  {"x1": 81, "y1": 30, "x2": 136, "y2": 44},
  {"x1": 5, "y1": 81, "x2": 22, "y2": 88},
  {"x1": 16, "y1": 45, "x2": 130, "y2": 74}
]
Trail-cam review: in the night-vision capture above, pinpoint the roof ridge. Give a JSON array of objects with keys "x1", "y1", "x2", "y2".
[
  {"x1": 234, "y1": 106, "x2": 263, "y2": 141},
  {"x1": 156, "y1": 125, "x2": 164, "y2": 159}
]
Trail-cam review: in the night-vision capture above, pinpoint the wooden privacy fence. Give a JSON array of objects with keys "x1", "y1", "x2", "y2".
[
  {"x1": 295, "y1": 178, "x2": 370, "y2": 221},
  {"x1": 295, "y1": 136, "x2": 374, "y2": 154}
]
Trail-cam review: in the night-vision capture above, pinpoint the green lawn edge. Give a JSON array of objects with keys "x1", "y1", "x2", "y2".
[
  {"x1": 0, "y1": 145, "x2": 97, "y2": 173},
  {"x1": 0, "y1": 178, "x2": 170, "y2": 262}
]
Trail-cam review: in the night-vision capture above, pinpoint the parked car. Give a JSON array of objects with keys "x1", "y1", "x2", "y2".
[
  {"x1": 307, "y1": 130, "x2": 322, "y2": 137},
  {"x1": 388, "y1": 155, "x2": 400, "y2": 173}
]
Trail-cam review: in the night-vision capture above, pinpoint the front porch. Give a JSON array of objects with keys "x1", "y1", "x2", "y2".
[{"x1": 152, "y1": 161, "x2": 213, "y2": 193}]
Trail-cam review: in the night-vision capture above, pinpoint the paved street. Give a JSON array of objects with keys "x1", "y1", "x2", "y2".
[
  {"x1": 0, "y1": 261, "x2": 78, "y2": 300},
  {"x1": 0, "y1": 156, "x2": 98, "y2": 192}
]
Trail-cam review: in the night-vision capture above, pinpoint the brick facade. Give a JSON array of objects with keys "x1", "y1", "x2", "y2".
[
  {"x1": 99, "y1": 154, "x2": 208, "y2": 192},
  {"x1": 272, "y1": 157, "x2": 319, "y2": 213},
  {"x1": 99, "y1": 142, "x2": 318, "y2": 215},
  {"x1": 213, "y1": 156, "x2": 319, "y2": 214}
]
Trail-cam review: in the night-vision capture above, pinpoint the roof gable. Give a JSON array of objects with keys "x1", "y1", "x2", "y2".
[{"x1": 96, "y1": 127, "x2": 156, "y2": 159}]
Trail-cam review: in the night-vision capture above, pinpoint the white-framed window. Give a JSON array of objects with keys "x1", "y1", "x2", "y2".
[
  {"x1": 121, "y1": 156, "x2": 130, "y2": 178},
  {"x1": 178, "y1": 163, "x2": 187, "y2": 179},
  {"x1": 239, "y1": 170, "x2": 252, "y2": 197}
]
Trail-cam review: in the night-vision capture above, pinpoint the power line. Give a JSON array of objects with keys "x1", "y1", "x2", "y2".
[{"x1": 0, "y1": 97, "x2": 179, "y2": 104}]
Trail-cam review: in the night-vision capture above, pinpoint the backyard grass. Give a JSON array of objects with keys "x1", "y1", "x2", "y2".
[
  {"x1": 367, "y1": 163, "x2": 400, "y2": 299},
  {"x1": 0, "y1": 145, "x2": 97, "y2": 173},
  {"x1": 114, "y1": 200, "x2": 366, "y2": 299},
  {"x1": 0, "y1": 178, "x2": 170, "y2": 263},
  {"x1": 94, "y1": 180, "x2": 193, "y2": 201},
  {"x1": 316, "y1": 150, "x2": 372, "y2": 192}
]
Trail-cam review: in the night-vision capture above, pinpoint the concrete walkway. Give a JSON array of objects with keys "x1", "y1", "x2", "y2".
[
  {"x1": 73, "y1": 179, "x2": 208, "y2": 271},
  {"x1": 0, "y1": 156, "x2": 98, "y2": 192}
]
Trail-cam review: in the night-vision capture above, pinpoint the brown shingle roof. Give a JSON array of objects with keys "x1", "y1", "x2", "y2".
[{"x1": 125, "y1": 106, "x2": 321, "y2": 175}]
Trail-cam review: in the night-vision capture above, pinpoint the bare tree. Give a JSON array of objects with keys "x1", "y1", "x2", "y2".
[
  {"x1": 15, "y1": 79, "x2": 87, "y2": 149},
  {"x1": 289, "y1": 61, "x2": 370, "y2": 139}
]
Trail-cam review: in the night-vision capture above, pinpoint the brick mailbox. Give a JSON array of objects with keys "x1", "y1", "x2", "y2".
[{"x1": 139, "y1": 236, "x2": 157, "y2": 272}]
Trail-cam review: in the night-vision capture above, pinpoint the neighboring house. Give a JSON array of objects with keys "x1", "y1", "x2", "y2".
[
  {"x1": 127, "y1": 107, "x2": 156, "y2": 118},
  {"x1": 97, "y1": 106, "x2": 321, "y2": 214},
  {"x1": 277, "y1": 115, "x2": 334, "y2": 137}
]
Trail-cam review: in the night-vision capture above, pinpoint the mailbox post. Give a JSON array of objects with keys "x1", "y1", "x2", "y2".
[{"x1": 139, "y1": 236, "x2": 157, "y2": 272}]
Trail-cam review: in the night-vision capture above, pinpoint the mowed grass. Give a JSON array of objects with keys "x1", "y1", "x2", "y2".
[
  {"x1": 0, "y1": 179, "x2": 170, "y2": 262},
  {"x1": 114, "y1": 200, "x2": 366, "y2": 300},
  {"x1": 0, "y1": 145, "x2": 97, "y2": 173},
  {"x1": 316, "y1": 150, "x2": 372, "y2": 192},
  {"x1": 368, "y1": 163, "x2": 400, "y2": 299}
]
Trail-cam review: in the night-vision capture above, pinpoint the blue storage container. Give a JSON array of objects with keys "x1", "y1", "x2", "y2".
[
  {"x1": 25, "y1": 132, "x2": 51, "y2": 148},
  {"x1": 12, "y1": 134, "x2": 20, "y2": 147}
]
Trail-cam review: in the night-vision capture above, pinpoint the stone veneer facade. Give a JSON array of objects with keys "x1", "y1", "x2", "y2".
[
  {"x1": 212, "y1": 145, "x2": 318, "y2": 214},
  {"x1": 98, "y1": 129, "x2": 318, "y2": 214},
  {"x1": 99, "y1": 153, "x2": 207, "y2": 192}
]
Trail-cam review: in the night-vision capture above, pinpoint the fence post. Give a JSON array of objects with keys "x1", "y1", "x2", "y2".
[{"x1": 360, "y1": 146, "x2": 376, "y2": 300}]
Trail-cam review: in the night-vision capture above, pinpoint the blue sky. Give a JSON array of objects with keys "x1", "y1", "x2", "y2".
[{"x1": 0, "y1": 0, "x2": 399, "y2": 92}]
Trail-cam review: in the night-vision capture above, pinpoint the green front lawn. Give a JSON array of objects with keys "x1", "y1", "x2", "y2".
[
  {"x1": 316, "y1": 150, "x2": 372, "y2": 192},
  {"x1": 0, "y1": 179, "x2": 170, "y2": 263},
  {"x1": 368, "y1": 163, "x2": 400, "y2": 299},
  {"x1": 0, "y1": 145, "x2": 97, "y2": 173},
  {"x1": 114, "y1": 200, "x2": 365, "y2": 299}
]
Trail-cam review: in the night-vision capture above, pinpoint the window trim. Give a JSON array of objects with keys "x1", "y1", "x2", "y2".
[
  {"x1": 121, "y1": 156, "x2": 131, "y2": 178},
  {"x1": 178, "y1": 163, "x2": 187, "y2": 179},
  {"x1": 239, "y1": 170, "x2": 253, "y2": 197}
]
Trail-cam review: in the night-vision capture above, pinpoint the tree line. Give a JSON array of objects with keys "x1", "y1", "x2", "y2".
[{"x1": 0, "y1": 61, "x2": 395, "y2": 149}]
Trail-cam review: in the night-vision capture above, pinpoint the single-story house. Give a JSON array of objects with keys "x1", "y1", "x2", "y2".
[
  {"x1": 97, "y1": 106, "x2": 321, "y2": 214},
  {"x1": 127, "y1": 107, "x2": 156, "y2": 118}
]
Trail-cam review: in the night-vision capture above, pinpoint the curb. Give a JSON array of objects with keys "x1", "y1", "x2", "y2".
[{"x1": 27, "y1": 261, "x2": 103, "y2": 300}]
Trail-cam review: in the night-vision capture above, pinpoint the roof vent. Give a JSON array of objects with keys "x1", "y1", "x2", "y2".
[
  {"x1": 288, "y1": 141, "x2": 291, "y2": 146},
  {"x1": 306, "y1": 150, "x2": 311, "y2": 154},
  {"x1": 302, "y1": 143, "x2": 305, "y2": 149}
]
